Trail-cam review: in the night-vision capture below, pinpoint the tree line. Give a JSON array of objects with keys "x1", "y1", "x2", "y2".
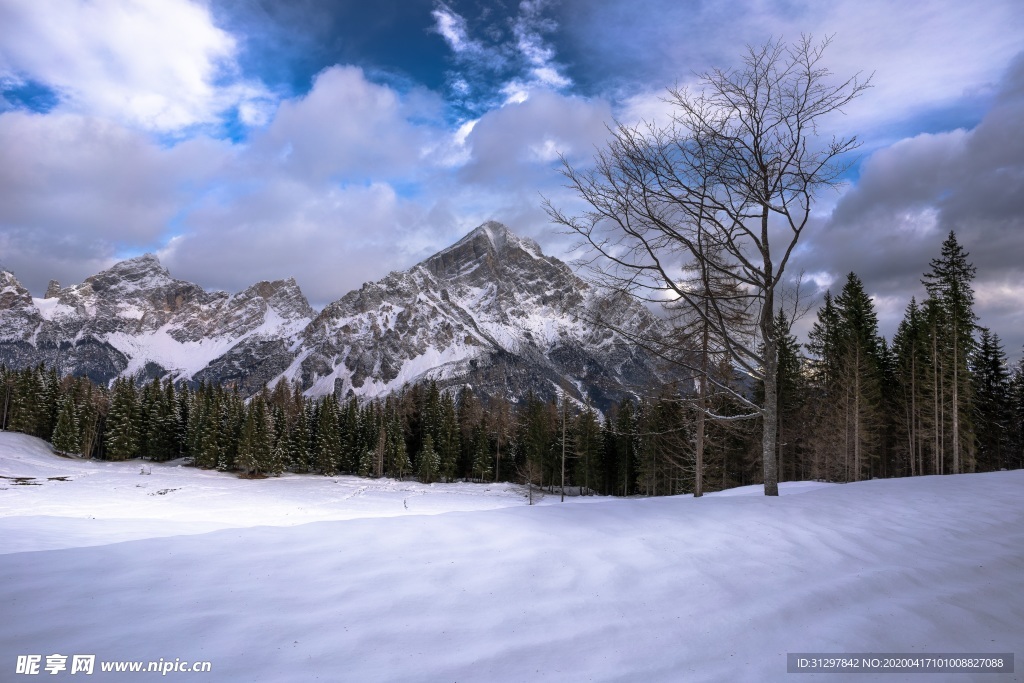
[
  {"x1": 0, "y1": 362, "x2": 747, "y2": 496},
  {"x1": 770, "y1": 231, "x2": 1024, "y2": 482}
]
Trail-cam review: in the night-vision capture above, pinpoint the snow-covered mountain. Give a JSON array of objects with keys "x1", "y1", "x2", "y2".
[
  {"x1": 0, "y1": 255, "x2": 314, "y2": 393},
  {"x1": 0, "y1": 223, "x2": 667, "y2": 404},
  {"x1": 285, "y1": 222, "x2": 666, "y2": 405}
]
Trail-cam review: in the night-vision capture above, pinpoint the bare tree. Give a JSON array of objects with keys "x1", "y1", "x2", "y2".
[{"x1": 546, "y1": 35, "x2": 869, "y2": 495}]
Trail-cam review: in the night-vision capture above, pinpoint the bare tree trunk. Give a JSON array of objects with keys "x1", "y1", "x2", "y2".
[
  {"x1": 694, "y1": 308, "x2": 710, "y2": 497},
  {"x1": 952, "y1": 328, "x2": 960, "y2": 474},
  {"x1": 560, "y1": 395, "x2": 566, "y2": 502},
  {"x1": 844, "y1": 384, "x2": 851, "y2": 482},
  {"x1": 854, "y1": 346, "x2": 861, "y2": 481},
  {"x1": 933, "y1": 332, "x2": 940, "y2": 476},
  {"x1": 2, "y1": 380, "x2": 9, "y2": 431},
  {"x1": 910, "y1": 350, "x2": 917, "y2": 476},
  {"x1": 694, "y1": 405, "x2": 706, "y2": 497},
  {"x1": 761, "y1": 310, "x2": 779, "y2": 494},
  {"x1": 939, "y1": 367, "x2": 945, "y2": 475},
  {"x1": 778, "y1": 370, "x2": 784, "y2": 485}
]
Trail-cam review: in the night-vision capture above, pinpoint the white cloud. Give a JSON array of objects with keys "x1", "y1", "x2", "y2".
[
  {"x1": 461, "y1": 90, "x2": 612, "y2": 186},
  {"x1": 431, "y1": 3, "x2": 474, "y2": 54},
  {"x1": 251, "y1": 66, "x2": 431, "y2": 182},
  {"x1": 0, "y1": 108, "x2": 230, "y2": 293},
  {"x1": 0, "y1": 0, "x2": 272, "y2": 132},
  {"x1": 431, "y1": 0, "x2": 571, "y2": 107},
  {"x1": 513, "y1": 0, "x2": 572, "y2": 90},
  {"x1": 0, "y1": 110, "x2": 227, "y2": 244},
  {"x1": 161, "y1": 180, "x2": 433, "y2": 303},
  {"x1": 812, "y1": 0, "x2": 1023, "y2": 142}
]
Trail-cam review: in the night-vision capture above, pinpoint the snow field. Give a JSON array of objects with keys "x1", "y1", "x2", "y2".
[{"x1": 0, "y1": 432, "x2": 1021, "y2": 681}]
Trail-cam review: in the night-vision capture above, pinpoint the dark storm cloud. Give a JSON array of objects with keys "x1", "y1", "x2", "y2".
[
  {"x1": 803, "y1": 52, "x2": 1024, "y2": 353},
  {"x1": 0, "y1": 111, "x2": 230, "y2": 294}
]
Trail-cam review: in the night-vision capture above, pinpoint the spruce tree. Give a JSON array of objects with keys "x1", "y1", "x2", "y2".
[
  {"x1": 892, "y1": 298, "x2": 930, "y2": 476},
  {"x1": 51, "y1": 395, "x2": 80, "y2": 455},
  {"x1": 774, "y1": 309, "x2": 804, "y2": 482},
  {"x1": 105, "y1": 378, "x2": 140, "y2": 461},
  {"x1": 614, "y1": 400, "x2": 637, "y2": 495},
  {"x1": 972, "y1": 329, "x2": 1011, "y2": 471},
  {"x1": 289, "y1": 405, "x2": 311, "y2": 473},
  {"x1": 386, "y1": 406, "x2": 411, "y2": 478},
  {"x1": 834, "y1": 272, "x2": 884, "y2": 481},
  {"x1": 237, "y1": 397, "x2": 272, "y2": 476},
  {"x1": 417, "y1": 433, "x2": 439, "y2": 483},
  {"x1": 315, "y1": 398, "x2": 342, "y2": 476},
  {"x1": 923, "y1": 231, "x2": 978, "y2": 473},
  {"x1": 470, "y1": 423, "x2": 491, "y2": 482},
  {"x1": 1010, "y1": 356, "x2": 1024, "y2": 471},
  {"x1": 437, "y1": 392, "x2": 461, "y2": 482},
  {"x1": 573, "y1": 408, "x2": 603, "y2": 495}
]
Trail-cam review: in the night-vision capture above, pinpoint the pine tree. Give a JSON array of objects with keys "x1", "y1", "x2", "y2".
[
  {"x1": 217, "y1": 389, "x2": 244, "y2": 471},
  {"x1": 470, "y1": 423, "x2": 491, "y2": 482},
  {"x1": 437, "y1": 392, "x2": 461, "y2": 482},
  {"x1": 37, "y1": 366, "x2": 61, "y2": 440},
  {"x1": 614, "y1": 400, "x2": 637, "y2": 495},
  {"x1": 287, "y1": 405, "x2": 312, "y2": 473},
  {"x1": 237, "y1": 397, "x2": 272, "y2": 476},
  {"x1": 76, "y1": 381, "x2": 102, "y2": 458},
  {"x1": 573, "y1": 407, "x2": 603, "y2": 495},
  {"x1": 9, "y1": 367, "x2": 42, "y2": 436},
  {"x1": 105, "y1": 378, "x2": 140, "y2": 461},
  {"x1": 892, "y1": 298, "x2": 930, "y2": 476},
  {"x1": 773, "y1": 309, "x2": 804, "y2": 483},
  {"x1": 194, "y1": 385, "x2": 222, "y2": 469},
  {"x1": 834, "y1": 272, "x2": 884, "y2": 481},
  {"x1": 315, "y1": 398, "x2": 341, "y2": 476},
  {"x1": 972, "y1": 329, "x2": 1011, "y2": 471},
  {"x1": 1010, "y1": 355, "x2": 1024, "y2": 471},
  {"x1": 51, "y1": 395, "x2": 80, "y2": 455},
  {"x1": 457, "y1": 387, "x2": 483, "y2": 479},
  {"x1": 339, "y1": 397, "x2": 360, "y2": 473},
  {"x1": 923, "y1": 231, "x2": 978, "y2": 473},
  {"x1": 417, "y1": 433, "x2": 439, "y2": 483},
  {"x1": 489, "y1": 396, "x2": 512, "y2": 482}
]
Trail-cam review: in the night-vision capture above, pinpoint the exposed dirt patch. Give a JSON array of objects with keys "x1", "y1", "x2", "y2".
[{"x1": 0, "y1": 475, "x2": 41, "y2": 486}]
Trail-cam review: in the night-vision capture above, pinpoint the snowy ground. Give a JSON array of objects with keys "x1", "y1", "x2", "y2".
[{"x1": 0, "y1": 431, "x2": 1021, "y2": 681}]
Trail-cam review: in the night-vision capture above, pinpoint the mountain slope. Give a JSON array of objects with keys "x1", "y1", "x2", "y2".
[
  {"x1": 0, "y1": 255, "x2": 314, "y2": 391},
  {"x1": 0, "y1": 223, "x2": 667, "y2": 405},
  {"x1": 285, "y1": 222, "x2": 666, "y2": 405}
]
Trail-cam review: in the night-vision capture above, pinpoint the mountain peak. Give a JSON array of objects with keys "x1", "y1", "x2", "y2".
[
  {"x1": 0, "y1": 270, "x2": 33, "y2": 308},
  {"x1": 120, "y1": 252, "x2": 166, "y2": 271},
  {"x1": 85, "y1": 253, "x2": 173, "y2": 293},
  {"x1": 424, "y1": 222, "x2": 545, "y2": 282},
  {"x1": 476, "y1": 221, "x2": 510, "y2": 250},
  {"x1": 466, "y1": 221, "x2": 543, "y2": 258}
]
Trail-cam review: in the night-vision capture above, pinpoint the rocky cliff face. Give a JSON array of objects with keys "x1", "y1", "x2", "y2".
[
  {"x1": 286, "y1": 222, "x2": 666, "y2": 406},
  {"x1": 0, "y1": 223, "x2": 668, "y2": 406},
  {"x1": 0, "y1": 255, "x2": 314, "y2": 388}
]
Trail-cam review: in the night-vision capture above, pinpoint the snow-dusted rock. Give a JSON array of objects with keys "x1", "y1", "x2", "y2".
[
  {"x1": 286, "y1": 222, "x2": 666, "y2": 406},
  {"x1": 0, "y1": 223, "x2": 667, "y2": 404},
  {"x1": 0, "y1": 255, "x2": 314, "y2": 389}
]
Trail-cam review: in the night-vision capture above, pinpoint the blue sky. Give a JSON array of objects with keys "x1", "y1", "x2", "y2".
[{"x1": 1, "y1": 0, "x2": 1022, "y2": 355}]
